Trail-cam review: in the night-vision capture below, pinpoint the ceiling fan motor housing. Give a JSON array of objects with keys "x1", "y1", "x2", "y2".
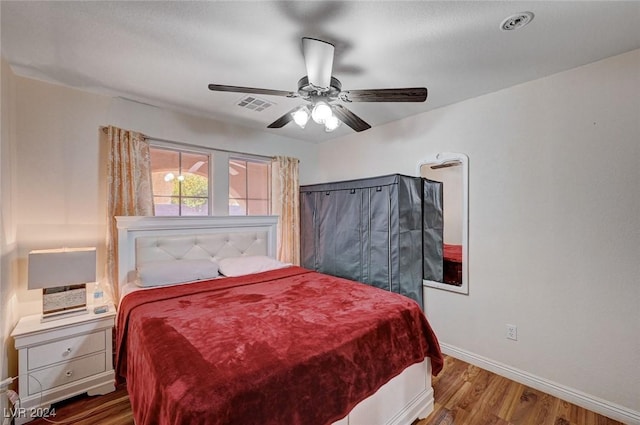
[{"x1": 297, "y1": 76, "x2": 342, "y2": 100}]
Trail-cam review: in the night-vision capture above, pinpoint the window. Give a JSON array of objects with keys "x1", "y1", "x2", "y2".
[
  {"x1": 150, "y1": 145, "x2": 272, "y2": 217},
  {"x1": 150, "y1": 147, "x2": 210, "y2": 216},
  {"x1": 229, "y1": 158, "x2": 271, "y2": 215}
]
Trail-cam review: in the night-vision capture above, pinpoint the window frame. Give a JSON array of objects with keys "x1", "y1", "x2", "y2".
[
  {"x1": 150, "y1": 142, "x2": 213, "y2": 216},
  {"x1": 149, "y1": 141, "x2": 272, "y2": 217}
]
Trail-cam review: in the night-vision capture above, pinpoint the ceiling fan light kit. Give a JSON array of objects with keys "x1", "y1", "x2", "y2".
[
  {"x1": 291, "y1": 106, "x2": 310, "y2": 128},
  {"x1": 311, "y1": 101, "x2": 332, "y2": 124},
  {"x1": 324, "y1": 114, "x2": 341, "y2": 132},
  {"x1": 208, "y1": 37, "x2": 428, "y2": 133},
  {"x1": 291, "y1": 102, "x2": 341, "y2": 132}
]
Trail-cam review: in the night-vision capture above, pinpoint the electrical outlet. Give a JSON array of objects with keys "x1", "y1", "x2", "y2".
[{"x1": 506, "y1": 324, "x2": 518, "y2": 341}]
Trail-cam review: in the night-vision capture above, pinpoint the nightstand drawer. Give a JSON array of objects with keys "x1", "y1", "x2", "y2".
[
  {"x1": 28, "y1": 352, "x2": 107, "y2": 395},
  {"x1": 27, "y1": 330, "x2": 106, "y2": 370},
  {"x1": 27, "y1": 331, "x2": 106, "y2": 370}
]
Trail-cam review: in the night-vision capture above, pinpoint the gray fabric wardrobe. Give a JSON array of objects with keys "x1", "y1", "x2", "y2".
[{"x1": 300, "y1": 174, "x2": 443, "y2": 310}]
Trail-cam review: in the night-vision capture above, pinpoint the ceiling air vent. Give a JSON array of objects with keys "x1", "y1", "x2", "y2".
[
  {"x1": 500, "y1": 12, "x2": 534, "y2": 31},
  {"x1": 237, "y1": 96, "x2": 274, "y2": 112}
]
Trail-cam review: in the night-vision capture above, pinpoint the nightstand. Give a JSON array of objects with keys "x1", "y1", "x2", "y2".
[{"x1": 10, "y1": 305, "x2": 116, "y2": 424}]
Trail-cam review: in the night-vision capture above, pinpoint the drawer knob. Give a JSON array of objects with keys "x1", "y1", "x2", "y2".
[
  {"x1": 63, "y1": 348, "x2": 72, "y2": 356},
  {"x1": 65, "y1": 370, "x2": 73, "y2": 377}
]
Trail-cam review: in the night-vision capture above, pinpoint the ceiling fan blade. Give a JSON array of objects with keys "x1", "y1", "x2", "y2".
[
  {"x1": 340, "y1": 87, "x2": 427, "y2": 103},
  {"x1": 208, "y1": 84, "x2": 297, "y2": 98},
  {"x1": 302, "y1": 37, "x2": 335, "y2": 89},
  {"x1": 332, "y1": 105, "x2": 371, "y2": 132},
  {"x1": 267, "y1": 108, "x2": 297, "y2": 129}
]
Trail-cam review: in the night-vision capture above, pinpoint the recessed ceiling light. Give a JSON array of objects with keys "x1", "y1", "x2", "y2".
[{"x1": 500, "y1": 11, "x2": 534, "y2": 31}]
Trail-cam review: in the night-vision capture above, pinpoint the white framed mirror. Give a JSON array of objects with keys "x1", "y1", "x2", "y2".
[{"x1": 418, "y1": 152, "x2": 469, "y2": 294}]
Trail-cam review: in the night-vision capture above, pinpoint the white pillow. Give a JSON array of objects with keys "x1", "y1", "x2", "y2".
[
  {"x1": 218, "y1": 255, "x2": 290, "y2": 277},
  {"x1": 136, "y1": 259, "x2": 219, "y2": 287}
]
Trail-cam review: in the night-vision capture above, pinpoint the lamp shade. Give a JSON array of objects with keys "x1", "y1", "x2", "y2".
[{"x1": 28, "y1": 247, "x2": 97, "y2": 290}]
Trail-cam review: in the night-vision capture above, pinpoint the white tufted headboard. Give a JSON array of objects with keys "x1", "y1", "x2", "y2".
[{"x1": 116, "y1": 215, "x2": 278, "y2": 297}]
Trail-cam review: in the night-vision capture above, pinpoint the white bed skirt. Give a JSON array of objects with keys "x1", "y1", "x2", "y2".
[{"x1": 333, "y1": 358, "x2": 433, "y2": 425}]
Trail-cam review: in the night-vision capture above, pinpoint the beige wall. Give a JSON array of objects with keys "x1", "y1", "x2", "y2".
[
  {"x1": 10, "y1": 76, "x2": 319, "y2": 317},
  {"x1": 315, "y1": 50, "x2": 640, "y2": 416},
  {"x1": 0, "y1": 58, "x2": 19, "y2": 411}
]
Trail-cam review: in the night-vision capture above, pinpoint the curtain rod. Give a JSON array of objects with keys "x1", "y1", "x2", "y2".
[{"x1": 100, "y1": 126, "x2": 273, "y2": 161}]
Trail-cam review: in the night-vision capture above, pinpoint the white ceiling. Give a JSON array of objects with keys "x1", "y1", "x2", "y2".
[{"x1": 2, "y1": 1, "x2": 639, "y2": 143}]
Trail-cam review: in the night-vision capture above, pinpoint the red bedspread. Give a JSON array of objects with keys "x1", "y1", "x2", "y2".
[
  {"x1": 116, "y1": 266, "x2": 443, "y2": 425},
  {"x1": 443, "y1": 243, "x2": 462, "y2": 263}
]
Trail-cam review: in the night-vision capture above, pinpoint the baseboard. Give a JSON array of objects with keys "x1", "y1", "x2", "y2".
[
  {"x1": 388, "y1": 387, "x2": 434, "y2": 425},
  {"x1": 441, "y1": 343, "x2": 640, "y2": 425}
]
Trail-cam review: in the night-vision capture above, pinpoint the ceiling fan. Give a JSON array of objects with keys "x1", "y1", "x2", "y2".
[{"x1": 208, "y1": 37, "x2": 427, "y2": 133}]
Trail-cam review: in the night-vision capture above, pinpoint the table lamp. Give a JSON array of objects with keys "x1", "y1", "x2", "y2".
[{"x1": 28, "y1": 247, "x2": 96, "y2": 321}]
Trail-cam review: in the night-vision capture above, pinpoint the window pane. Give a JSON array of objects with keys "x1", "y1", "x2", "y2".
[
  {"x1": 247, "y1": 162, "x2": 270, "y2": 199},
  {"x1": 181, "y1": 198, "x2": 208, "y2": 216},
  {"x1": 229, "y1": 199, "x2": 246, "y2": 216},
  {"x1": 154, "y1": 196, "x2": 180, "y2": 216},
  {"x1": 229, "y1": 160, "x2": 247, "y2": 198},
  {"x1": 182, "y1": 153, "x2": 209, "y2": 179},
  {"x1": 178, "y1": 174, "x2": 209, "y2": 202},
  {"x1": 229, "y1": 158, "x2": 271, "y2": 216},
  {"x1": 248, "y1": 200, "x2": 269, "y2": 215},
  {"x1": 150, "y1": 147, "x2": 211, "y2": 217},
  {"x1": 151, "y1": 148, "x2": 179, "y2": 198}
]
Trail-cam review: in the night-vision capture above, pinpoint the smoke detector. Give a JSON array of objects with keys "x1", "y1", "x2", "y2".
[{"x1": 500, "y1": 12, "x2": 534, "y2": 31}]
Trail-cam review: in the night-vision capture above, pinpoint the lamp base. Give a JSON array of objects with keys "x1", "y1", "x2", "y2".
[
  {"x1": 41, "y1": 307, "x2": 88, "y2": 323},
  {"x1": 42, "y1": 284, "x2": 87, "y2": 321}
]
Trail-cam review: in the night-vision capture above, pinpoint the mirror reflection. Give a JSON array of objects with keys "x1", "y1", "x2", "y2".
[{"x1": 419, "y1": 152, "x2": 469, "y2": 294}]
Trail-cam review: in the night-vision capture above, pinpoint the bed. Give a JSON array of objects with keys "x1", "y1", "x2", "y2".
[
  {"x1": 115, "y1": 215, "x2": 443, "y2": 425},
  {"x1": 443, "y1": 243, "x2": 462, "y2": 286}
]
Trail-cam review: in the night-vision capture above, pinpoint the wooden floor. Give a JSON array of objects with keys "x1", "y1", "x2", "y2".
[
  {"x1": 29, "y1": 355, "x2": 622, "y2": 425},
  {"x1": 416, "y1": 356, "x2": 623, "y2": 425}
]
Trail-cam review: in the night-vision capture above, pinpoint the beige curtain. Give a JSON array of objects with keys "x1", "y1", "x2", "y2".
[
  {"x1": 271, "y1": 156, "x2": 300, "y2": 265},
  {"x1": 105, "y1": 126, "x2": 154, "y2": 303}
]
